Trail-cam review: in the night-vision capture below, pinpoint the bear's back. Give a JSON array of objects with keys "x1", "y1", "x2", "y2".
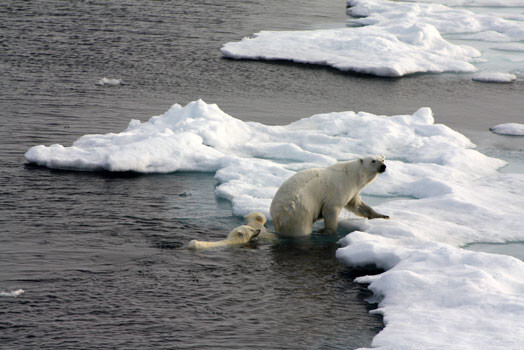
[{"x1": 270, "y1": 168, "x2": 325, "y2": 217}]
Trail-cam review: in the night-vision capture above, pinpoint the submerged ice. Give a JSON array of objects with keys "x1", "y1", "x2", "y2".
[
  {"x1": 222, "y1": 0, "x2": 524, "y2": 78},
  {"x1": 25, "y1": 100, "x2": 524, "y2": 349}
]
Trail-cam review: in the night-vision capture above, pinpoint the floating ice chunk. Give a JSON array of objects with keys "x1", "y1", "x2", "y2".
[
  {"x1": 347, "y1": 0, "x2": 524, "y2": 41},
  {"x1": 0, "y1": 289, "x2": 24, "y2": 297},
  {"x1": 490, "y1": 123, "x2": 524, "y2": 135},
  {"x1": 97, "y1": 77, "x2": 122, "y2": 86},
  {"x1": 222, "y1": 22, "x2": 479, "y2": 77},
  {"x1": 472, "y1": 71, "x2": 517, "y2": 83}
]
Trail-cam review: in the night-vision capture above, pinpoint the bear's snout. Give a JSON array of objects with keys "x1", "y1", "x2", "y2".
[{"x1": 379, "y1": 164, "x2": 386, "y2": 173}]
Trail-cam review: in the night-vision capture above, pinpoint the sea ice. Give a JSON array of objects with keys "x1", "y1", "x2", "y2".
[
  {"x1": 0, "y1": 289, "x2": 24, "y2": 297},
  {"x1": 25, "y1": 100, "x2": 524, "y2": 349},
  {"x1": 222, "y1": 0, "x2": 524, "y2": 77},
  {"x1": 472, "y1": 71, "x2": 517, "y2": 83},
  {"x1": 97, "y1": 77, "x2": 122, "y2": 86},
  {"x1": 222, "y1": 22, "x2": 479, "y2": 77},
  {"x1": 490, "y1": 123, "x2": 524, "y2": 135}
]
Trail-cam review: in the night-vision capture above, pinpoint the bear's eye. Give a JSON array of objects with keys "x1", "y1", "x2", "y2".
[{"x1": 372, "y1": 160, "x2": 376, "y2": 163}]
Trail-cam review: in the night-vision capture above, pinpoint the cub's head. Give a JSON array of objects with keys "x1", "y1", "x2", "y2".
[
  {"x1": 244, "y1": 212, "x2": 267, "y2": 228},
  {"x1": 360, "y1": 155, "x2": 386, "y2": 174},
  {"x1": 227, "y1": 225, "x2": 261, "y2": 244}
]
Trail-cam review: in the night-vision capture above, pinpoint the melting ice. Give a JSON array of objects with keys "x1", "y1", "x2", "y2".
[
  {"x1": 222, "y1": 0, "x2": 524, "y2": 78},
  {"x1": 97, "y1": 77, "x2": 122, "y2": 86},
  {"x1": 490, "y1": 123, "x2": 524, "y2": 135},
  {"x1": 25, "y1": 100, "x2": 524, "y2": 349},
  {"x1": 0, "y1": 289, "x2": 24, "y2": 297}
]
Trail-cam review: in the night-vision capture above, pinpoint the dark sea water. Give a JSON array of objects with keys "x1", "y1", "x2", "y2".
[{"x1": 1, "y1": 0, "x2": 524, "y2": 349}]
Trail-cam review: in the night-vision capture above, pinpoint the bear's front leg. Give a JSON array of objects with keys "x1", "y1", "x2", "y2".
[
  {"x1": 321, "y1": 206, "x2": 341, "y2": 233},
  {"x1": 346, "y1": 195, "x2": 389, "y2": 220}
]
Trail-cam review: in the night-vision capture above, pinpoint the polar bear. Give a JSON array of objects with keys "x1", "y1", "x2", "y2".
[
  {"x1": 188, "y1": 225, "x2": 261, "y2": 250},
  {"x1": 244, "y1": 211, "x2": 279, "y2": 241},
  {"x1": 188, "y1": 212, "x2": 269, "y2": 250},
  {"x1": 270, "y1": 155, "x2": 389, "y2": 237},
  {"x1": 244, "y1": 212, "x2": 268, "y2": 235}
]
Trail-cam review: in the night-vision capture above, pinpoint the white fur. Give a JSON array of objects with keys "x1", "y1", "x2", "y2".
[
  {"x1": 244, "y1": 212, "x2": 267, "y2": 235},
  {"x1": 270, "y1": 155, "x2": 389, "y2": 237},
  {"x1": 188, "y1": 225, "x2": 261, "y2": 250},
  {"x1": 244, "y1": 211, "x2": 278, "y2": 241}
]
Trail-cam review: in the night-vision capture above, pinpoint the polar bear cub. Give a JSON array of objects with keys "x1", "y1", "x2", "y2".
[
  {"x1": 270, "y1": 155, "x2": 389, "y2": 237},
  {"x1": 188, "y1": 225, "x2": 260, "y2": 250},
  {"x1": 244, "y1": 212, "x2": 267, "y2": 235},
  {"x1": 188, "y1": 212, "x2": 268, "y2": 250}
]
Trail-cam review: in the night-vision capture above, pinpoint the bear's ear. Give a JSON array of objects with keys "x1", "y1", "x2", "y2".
[{"x1": 256, "y1": 215, "x2": 264, "y2": 223}]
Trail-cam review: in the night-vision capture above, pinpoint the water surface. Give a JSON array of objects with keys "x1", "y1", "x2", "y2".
[{"x1": 2, "y1": 0, "x2": 523, "y2": 348}]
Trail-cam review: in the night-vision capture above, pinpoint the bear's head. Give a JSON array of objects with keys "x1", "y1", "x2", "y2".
[
  {"x1": 360, "y1": 155, "x2": 386, "y2": 174},
  {"x1": 226, "y1": 225, "x2": 261, "y2": 244},
  {"x1": 244, "y1": 212, "x2": 267, "y2": 229}
]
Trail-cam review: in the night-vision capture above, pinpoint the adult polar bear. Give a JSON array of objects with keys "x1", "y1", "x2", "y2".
[{"x1": 270, "y1": 155, "x2": 389, "y2": 237}]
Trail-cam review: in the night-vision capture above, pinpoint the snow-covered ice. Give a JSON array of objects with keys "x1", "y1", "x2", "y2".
[
  {"x1": 25, "y1": 100, "x2": 524, "y2": 349},
  {"x1": 490, "y1": 123, "x2": 524, "y2": 136},
  {"x1": 472, "y1": 71, "x2": 517, "y2": 82},
  {"x1": 221, "y1": 18, "x2": 479, "y2": 77},
  {"x1": 222, "y1": 0, "x2": 524, "y2": 78}
]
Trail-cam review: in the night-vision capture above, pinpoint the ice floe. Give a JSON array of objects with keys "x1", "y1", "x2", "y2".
[
  {"x1": 25, "y1": 100, "x2": 524, "y2": 349},
  {"x1": 222, "y1": 20, "x2": 479, "y2": 77},
  {"x1": 0, "y1": 289, "x2": 24, "y2": 297},
  {"x1": 472, "y1": 71, "x2": 517, "y2": 82},
  {"x1": 222, "y1": 0, "x2": 524, "y2": 77},
  {"x1": 490, "y1": 123, "x2": 524, "y2": 135},
  {"x1": 97, "y1": 77, "x2": 122, "y2": 86}
]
